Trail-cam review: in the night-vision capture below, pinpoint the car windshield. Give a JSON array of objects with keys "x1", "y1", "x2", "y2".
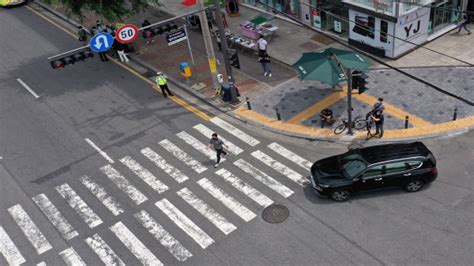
[{"x1": 341, "y1": 152, "x2": 367, "y2": 178}]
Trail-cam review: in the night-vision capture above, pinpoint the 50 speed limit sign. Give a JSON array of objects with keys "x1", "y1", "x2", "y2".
[{"x1": 116, "y1": 24, "x2": 139, "y2": 43}]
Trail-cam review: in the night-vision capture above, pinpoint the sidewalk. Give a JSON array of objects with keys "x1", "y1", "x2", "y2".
[{"x1": 41, "y1": 0, "x2": 474, "y2": 142}]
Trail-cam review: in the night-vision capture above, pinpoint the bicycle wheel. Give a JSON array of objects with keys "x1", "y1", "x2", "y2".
[
  {"x1": 354, "y1": 119, "x2": 367, "y2": 130},
  {"x1": 334, "y1": 124, "x2": 346, "y2": 135}
]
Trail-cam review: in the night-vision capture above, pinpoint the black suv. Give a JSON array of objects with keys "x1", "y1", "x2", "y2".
[{"x1": 310, "y1": 142, "x2": 437, "y2": 202}]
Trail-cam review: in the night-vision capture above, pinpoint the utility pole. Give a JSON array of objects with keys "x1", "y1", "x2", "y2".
[
  {"x1": 198, "y1": 0, "x2": 220, "y2": 91},
  {"x1": 331, "y1": 53, "x2": 353, "y2": 135},
  {"x1": 213, "y1": 0, "x2": 239, "y2": 104}
]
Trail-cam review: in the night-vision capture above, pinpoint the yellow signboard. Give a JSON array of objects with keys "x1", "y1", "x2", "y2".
[{"x1": 208, "y1": 58, "x2": 217, "y2": 73}]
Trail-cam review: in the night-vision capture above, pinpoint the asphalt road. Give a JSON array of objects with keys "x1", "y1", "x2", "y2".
[{"x1": 0, "y1": 4, "x2": 473, "y2": 266}]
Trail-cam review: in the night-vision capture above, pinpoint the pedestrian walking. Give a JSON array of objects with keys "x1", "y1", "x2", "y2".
[
  {"x1": 156, "y1": 72, "x2": 173, "y2": 97},
  {"x1": 372, "y1": 110, "x2": 384, "y2": 138},
  {"x1": 456, "y1": 14, "x2": 471, "y2": 35},
  {"x1": 373, "y1": 97, "x2": 385, "y2": 112},
  {"x1": 208, "y1": 133, "x2": 228, "y2": 168},
  {"x1": 77, "y1": 26, "x2": 88, "y2": 45},
  {"x1": 257, "y1": 35, "x2": 268, "y2": 54},
  {"x1": 96, "y1": 20, "x2": 104, "y2": 32},
  {"x1": 116, "y1": 42, "x2": 129, "y2": 63},
  {"x1": 142, "y1": 19, "x2": 155, "y2": 44},
  {"x1": 258, "y1": 51, "x2": 272, "y2": 77}
]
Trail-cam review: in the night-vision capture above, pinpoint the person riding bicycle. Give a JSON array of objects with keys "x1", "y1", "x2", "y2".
[{"x1": 320, "y1": 108, "x2": 335, "y2": 128}]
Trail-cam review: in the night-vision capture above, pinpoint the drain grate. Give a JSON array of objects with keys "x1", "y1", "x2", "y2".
[{"x1": 262, "y1": 204, "x2": 289, "y2": 224}]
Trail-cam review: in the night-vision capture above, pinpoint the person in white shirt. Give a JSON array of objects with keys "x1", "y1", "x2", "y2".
[{"x1": 257, "y1": 35, "x2": 267, "y2": 53}]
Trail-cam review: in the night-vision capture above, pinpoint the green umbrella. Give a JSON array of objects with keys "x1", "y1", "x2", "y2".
[{"x1": 292, "y1": 47, "x2": 370, "y2": 85}]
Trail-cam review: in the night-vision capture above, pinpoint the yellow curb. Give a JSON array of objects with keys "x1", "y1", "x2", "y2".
[
  {"x1": 352, "y1": 93, "x2": 432, "y2": 128},
  {"x1": 234, "y1": 107, "x2": 474, "y2": 140},
  {"x1": 287, "y1": 90, "x2": 347, "y2": 124}
]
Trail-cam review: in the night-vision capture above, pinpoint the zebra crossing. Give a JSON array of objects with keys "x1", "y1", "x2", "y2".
[{"x1": 0, "y1": 118, "x2": 315, "y2": 265}]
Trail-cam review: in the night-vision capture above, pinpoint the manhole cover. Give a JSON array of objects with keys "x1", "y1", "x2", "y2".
[{"x1": 262, "y1": 204, "x2": 289, "y2": 224}]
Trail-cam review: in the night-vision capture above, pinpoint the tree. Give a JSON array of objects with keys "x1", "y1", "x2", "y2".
[{"x1": 44, "y1": 0, "x2": 161, "y2": 22}]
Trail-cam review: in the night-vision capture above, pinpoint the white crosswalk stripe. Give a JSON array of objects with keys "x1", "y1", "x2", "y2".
[
  {"x1": 0, "y1": 226, "x2": 26, "y2": 265},
  {"x1": 37, "y1": 262, "x2": 46, "y2": 266},
  {"x1": 135, "y1": 210, "x2": 193, "y2": 261},
  {"x1": 32, "y1": 193, "x2": 78, "y2": 240},
  {"x1": 7, "y1": 204, "x2": 52, "y2": 255},
  {"x1": 85, "y1": 233, "x2": 125, "y2": 266},
  {"x1": 110, "y1": 221, "x2": 163, "y2": 265},
  {"x1": 193, "y1": 124, "x2": 243, "y2": 155},
  {"x1": 234, "y1": 159, "x2": 294, "y2": 198},
  {"x1": 155, "y1": 199, "x2": 215, "y2": 249},
  {"x1": 268, "y1": 142, "x2": 312, "y2": 171},
  {"x1": 56, "y1": 183, "x2": 103, "y2": 228},
  {"x1": 100, "y1": 165, "x2": 148, "y2": 205},
  {"x1": 215, "y1": 169, "x2": 273, "y2": 207},
  {"x1": 80, "y1": 175, "x2": 125, "y2": 216},
  {"x1": 159, "y1": 139, "x2": 207, "y2": 173},
  {"x1": 251, "y1": 150, "x2": 309, "y2": 186},
  {"x1": 59, "y1": 247, "x2": 85, "y2": 266},
  {"x1": 197, "y1": 178, "x2": 256, "y2": 222},
  {"x1": 176, "y1": 131, "x2": 224, "y2": 162},
  {"x1": 177, "y1": 187, "x2": 237, "y2": 235},
  {"x1": 141, "y1": 147, "x2": 189, "y2": 183},
  {"x1": 210, "y1": 117, "x2": 260, "y2": 146},
  {"x1": 120, "y1": 156, "x2": 169, "y2": 193}
]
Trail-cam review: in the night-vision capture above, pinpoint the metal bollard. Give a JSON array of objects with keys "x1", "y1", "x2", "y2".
[
  {"x1": 246, "y1": 97, "x2": 252, "y2": 110},
  {"x1": 405, "y1": 116, "x2": 409, "y2": 129},
  {"x1": 276, "y1": 108, "x2": 282, "y2": 121},
  {"x1": 453, "y1": 108, "x2": 458, "y2": 121}
]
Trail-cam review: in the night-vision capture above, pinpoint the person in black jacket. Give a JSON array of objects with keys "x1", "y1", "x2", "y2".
[{"x1": 258, "y1": 51, "x2": 272, "y2": 77}]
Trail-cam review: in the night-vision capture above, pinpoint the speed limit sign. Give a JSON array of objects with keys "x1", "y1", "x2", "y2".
[{"x1": 116, "y1": 24, "x2": 139, "y2": 43}]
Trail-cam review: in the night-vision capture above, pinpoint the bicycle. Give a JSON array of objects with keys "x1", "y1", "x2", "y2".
[{"x1": 333, "y1": 116, "x2": 368, "y2": 135}]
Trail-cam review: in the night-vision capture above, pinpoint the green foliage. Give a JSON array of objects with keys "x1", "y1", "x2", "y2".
[{"x1": 44, "y1": 0, "x2": 161, "y2": 22}]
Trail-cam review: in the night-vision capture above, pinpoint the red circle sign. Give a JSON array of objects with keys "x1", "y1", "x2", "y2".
[{"x1": 116, "y1": 24, "x2": 139, "y2": 43}]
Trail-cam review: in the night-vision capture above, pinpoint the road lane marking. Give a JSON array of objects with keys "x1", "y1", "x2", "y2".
[
  {"x1": 100, "y1": 165, "x2": 148, "y2": 205},
  {"x1": 193, "y1": 124, "x2": 243, "y2": 155},
  {"x1": 80, "y1": 175, "x2": 125, "y2": 216},
  {"x1": 210, "y1": 117, "x2": 260, "y2": 146},
  {"x1": 32, "y1": 193, "x2": 78, "y2": 240},
  {"x1": 234, "y1": 159, "x2": 294, "y2": 198},
  {"x1": 85, "y1": 233, "x2": 125, "y2": 266},
  {"x1": 120, "y1": 156, "x2": 169, "y2": 193},
  {"x1": 7, "y1": 204, "x2": 53, "y2": 255},
  {"x1": 0, "y1": 226, "x2": 26, "y2": 265},
  {"x1": 110, "y1": 221, "x2": 163, "y2": 265},
  {"x1": 17, "y1": 78, "x2": 40, "y2": 99},
  {"x1": 59, "y1": 247, "x2": 86, "y2": 266},
  {"x1": 155, "y1": 199, "x2": 215, "y2": 249},
  {"x1": 37, "y1": 262, "x2": 46, "y2": 266},
  {"x1": 135, "y1": 210, "x2": 193, "y2": 261},
  {"x1": 197, "y1": 178, "x2": 256, "y2": 222},
  {"x1": 55, "y1": 183, "x2": 103, "y2": 228},
  {"x1": 287, "y1": 90, "x2": 347, "y2": 124},
  {"x1": 159, "y1": 139, "x2": 207, "y2": 173},
  {"x1": 268, "y1": 142, "x2": 312, "y2": 171},
  {"x1": 251, "y1": 150, "x2": 309, "y2": 186},
  {"x1": 215, "y1": 169, "x2": 273, "y2": 207},
  {"x1": 84, "y1": 138, "x2": 114, "y2": 164},
  {"x1": 141, "y1": 147, "x2": 189, "y2": 183},
  {"x1": 177, "y1": 187, "x2": 237, "y2": 235},
  {"x1": 176, "y1": 131, "x2": 224, "y2": 162},
  {"x1": 25, "y1": 5, "x2": 78, "y2": 38}
]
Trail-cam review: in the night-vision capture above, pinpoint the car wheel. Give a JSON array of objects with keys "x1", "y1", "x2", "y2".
[
  {"x1": 404, "y1": 180, "x2": 424, "y2": 192},
  {"x1": 330, "y1": 190, "x2": 351, "y2": 202}
]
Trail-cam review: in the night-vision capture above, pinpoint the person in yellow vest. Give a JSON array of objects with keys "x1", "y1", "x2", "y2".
[{"x1": 156, "y1": 72, "x2": 173, "y2": 98}]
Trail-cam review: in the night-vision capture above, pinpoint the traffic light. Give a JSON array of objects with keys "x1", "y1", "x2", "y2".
[
  {"x1": 143, "y1": 22, "x2": 179, "y2": 39},
  {"x1": 50, "y1": 50, "x2": 94, "y2": 69},
  {"x1": 227, "y1": 49, "x2": 240, "y2": 69},
  {"x1": 351, "y1": 70, "x2": 360, "y2": 90},
  {"x1": 358, "y1": 73, "x2": 369, "y2": 94}
]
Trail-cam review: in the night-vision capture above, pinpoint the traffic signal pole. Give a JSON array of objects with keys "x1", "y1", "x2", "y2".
[
  {"x1": 213, "y1": 0, "x2": 239, "y2": 104},
  {"x1": 197, "y1": 0, "x2": 220, "y2": 92}
]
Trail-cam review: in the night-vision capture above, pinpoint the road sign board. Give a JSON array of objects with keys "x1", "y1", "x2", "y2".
[
  {"x1": 116, "y1": 24, "x2": 139, "y2": 44},
  {"x1": 90, "y1": 33, "x2": 114, "y2": 53},
  {"x1": 166, "y1": 28, "x2": 187, "y2": 46}
]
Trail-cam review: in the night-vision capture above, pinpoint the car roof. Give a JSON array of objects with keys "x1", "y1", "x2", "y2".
[{"x1": 359, "y1": 142, "x2": 430, "y2": 164}]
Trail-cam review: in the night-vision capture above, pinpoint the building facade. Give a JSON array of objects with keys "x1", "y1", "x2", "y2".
[{"x1": 242, "y1": 0, "x2": 468, "y2": 58}]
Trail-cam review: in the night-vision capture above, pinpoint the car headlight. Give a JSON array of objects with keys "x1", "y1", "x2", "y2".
[{"x1": 319, "y1": 184, "x2": 330, "y2": 188}]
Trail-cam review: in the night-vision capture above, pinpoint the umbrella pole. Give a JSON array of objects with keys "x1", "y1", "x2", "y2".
[{"x1": 331, "y1": 53, "x2": 353, "y2": 135}]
